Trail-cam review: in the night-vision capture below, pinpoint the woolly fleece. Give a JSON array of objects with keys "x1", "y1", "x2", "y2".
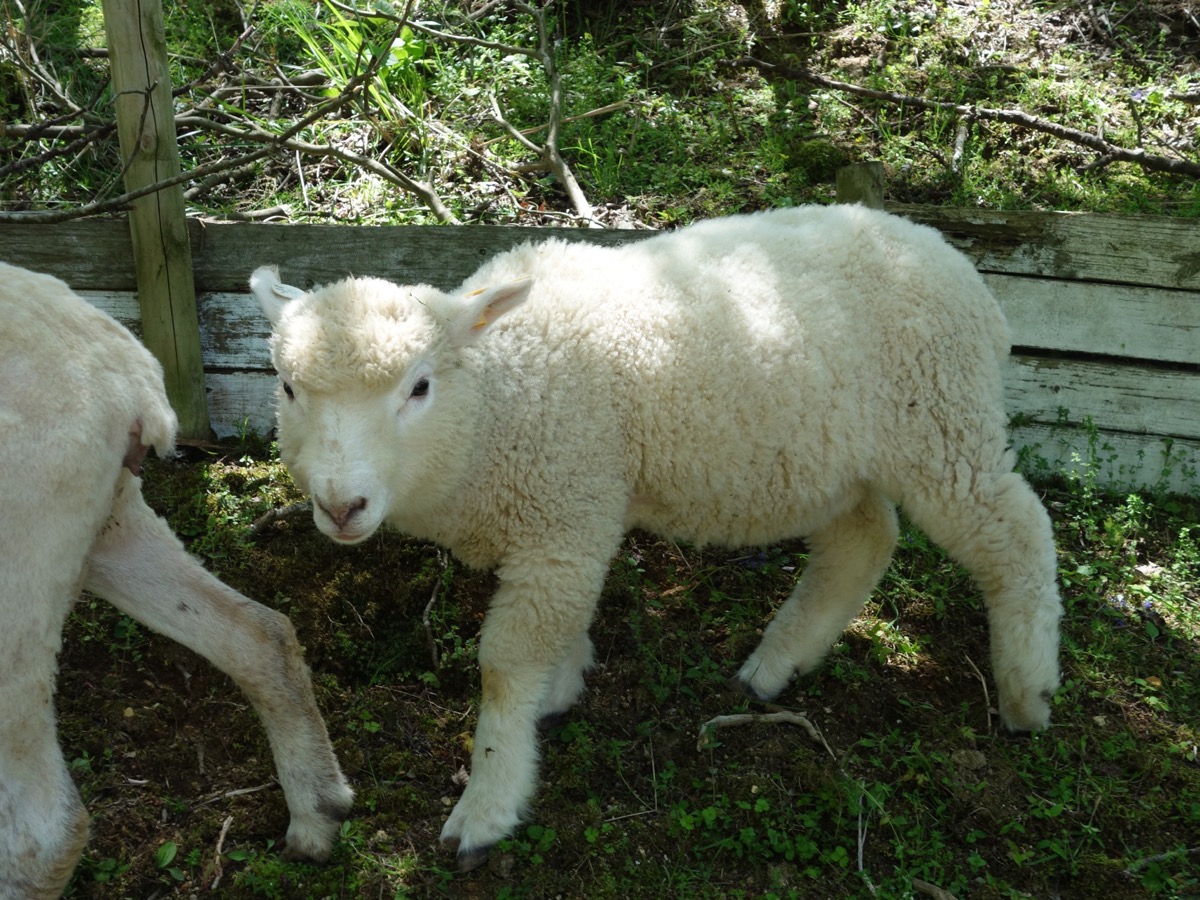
[{"x1": 254, "y1": 204, "x2": 1062, "y2": 868}]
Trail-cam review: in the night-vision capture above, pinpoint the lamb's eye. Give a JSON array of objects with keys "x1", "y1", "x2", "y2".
[
  {"x1": 410, "y1": 377, "x2": 430, "y2": 399},
  {"x1": 283, "y1": 381, "x2": 295, "y2": 399}
]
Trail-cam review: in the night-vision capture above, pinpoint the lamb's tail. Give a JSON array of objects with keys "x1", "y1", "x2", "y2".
[{"x1": 125, "y1": 345, "x2": 180, "y2": 464}]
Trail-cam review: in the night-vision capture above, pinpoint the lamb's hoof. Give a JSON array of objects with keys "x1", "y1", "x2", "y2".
[
  {"x1": 726, "y1": 674, "x2": 767, "y2": 701},
  {"x1": 444, "y1": 837, "x2": 493, "y2": 873}
]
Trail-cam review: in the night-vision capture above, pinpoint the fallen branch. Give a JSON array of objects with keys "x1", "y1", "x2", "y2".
[
  {"x1": 210, "y1": 814, "x2": 234, "y2": 890},
  {"x1": 249, "y1": 502, "x2": 311, "y2": 535},
  {"x1": 964, "y1": 653, "x2": 994, "y2": 734},
  {"x1": 696, "y1": 710, "x2": 827, "y2": 752},
  {"x1": 1125, "y1": 845, "x2": 1200, "y2": 874},
  {"x1": 733, "y1": 58, "x2": 1200, "y2": 179},
  {"x1": 422, "y1": 551, "x2": 449, "y2": 670}
]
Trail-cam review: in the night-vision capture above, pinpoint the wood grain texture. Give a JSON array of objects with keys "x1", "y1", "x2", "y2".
[
  {"x1": 102, "y1": 0, "x2": 209, "y2": 437},
  {"x1": 892, "y1": 204, "x2": 1200, "y2": 289}
]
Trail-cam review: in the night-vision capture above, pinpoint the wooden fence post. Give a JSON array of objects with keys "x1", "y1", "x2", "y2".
[
  {"x1": 836, "y1": 161, "x2": 885, "y2": 209},
  {"x1": 102, "y1": 0, "x2": 210, "y2": 438}
]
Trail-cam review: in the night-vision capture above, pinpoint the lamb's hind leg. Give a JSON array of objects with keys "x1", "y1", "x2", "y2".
[
  {"x1": 734, "y1": 490, "x2": 899, "y2": 700},
  {"x1": 0, "y1": 569, "x2": 90, "y2": 899},
  {"x1": 904, "y1": 471, "x2": 1061, "y2": 731},
  {"x1": 82, "y1": 473, "x2": 353, "y2": 862}
]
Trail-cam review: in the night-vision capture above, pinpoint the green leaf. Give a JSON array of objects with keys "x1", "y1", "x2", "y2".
[{"x1": 155, "y1": 842, "x2": 177, "y2": 869}]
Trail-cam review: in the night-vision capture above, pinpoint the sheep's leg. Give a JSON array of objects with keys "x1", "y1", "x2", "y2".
[
  {"x1": 538, "y1": 631, "x2": 595, "y2": 727},
  {"x1": 440, "y1": 553, "x2": 611, "y2": 870},
  {"x1": 82, "y1": 474, "x2": 353, "y2": 861},
  {"x1": 734, "y1": 491, "x2": 898, "y2": 700},
  {"x1": 903, "y1": 471, "x2": 1061, "y2": 731},
  {"x1": 0, "y1": 568, "x2": 90, "y2": 899}
]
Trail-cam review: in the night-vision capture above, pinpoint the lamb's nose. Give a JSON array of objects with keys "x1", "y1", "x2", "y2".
[{"x1": 318, "y1": 496, "x2": 367, "y2": 529}]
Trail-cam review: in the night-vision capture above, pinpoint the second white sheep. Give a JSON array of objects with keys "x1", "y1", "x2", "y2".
[
  {"x1": 0, "y1": 263, "x2": 353, "y2": 899},
  {"x1": 252, "y1": 204, "x2": 1062, "y2": 870}
]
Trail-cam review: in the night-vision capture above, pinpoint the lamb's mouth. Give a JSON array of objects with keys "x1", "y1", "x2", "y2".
[{"x1": 330, "y1": 527, "x2": 372, "y2": 545}]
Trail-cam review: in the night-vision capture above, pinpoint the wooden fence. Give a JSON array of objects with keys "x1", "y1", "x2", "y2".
[{"x1": 1, "y1": 207, "x2": 1197, "y2": 493}]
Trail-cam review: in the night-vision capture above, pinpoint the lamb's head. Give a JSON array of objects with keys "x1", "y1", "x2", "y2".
[{"x1": 251, "y1": 266, "x2": 531, "y2": 544}]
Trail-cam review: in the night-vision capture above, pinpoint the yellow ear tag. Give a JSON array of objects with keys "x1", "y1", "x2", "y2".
[{"x1": 464, "y1": 288, "x2": 490, "y2": 330}]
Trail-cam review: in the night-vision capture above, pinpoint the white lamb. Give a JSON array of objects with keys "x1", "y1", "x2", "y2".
[
  {"x1": 251, "y1": 204, "x2": 1062, "y2": 870},
  {"x1": 0, "y1": 263, "x2": 353, "y2": 900}
]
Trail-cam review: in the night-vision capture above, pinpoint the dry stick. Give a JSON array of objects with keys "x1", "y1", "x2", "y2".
[
  {"x1": 194, "y1": 783, "x2": 276, "y2": 808},
  {"x1": 518, "y1": 0, "x2": 599, "y2": 226},
  {"x1": 422, "y1": 552, "x2": 448, "y2": 670},
  {"x1": 210, "y1": 814, "x2": 235, "y2": 890},
  {"x1": 481, "y1": 101, "x2": 632, "y2": 148},
  {"x1": 696, "y1": 711, "x2": 829, "y2": 753},
  {"x1": 963, "y1": 653, "x2": 994, "y2": 734},
  {"x1": 732, "y1": 58, "x2": 1200, "y2": 179},
  {"x1": 249, "y1": 502, "x2": 311, "y2": 535},
  {"x1": 1126, "y1": 845, "x2": 1200, "y2": 874}
]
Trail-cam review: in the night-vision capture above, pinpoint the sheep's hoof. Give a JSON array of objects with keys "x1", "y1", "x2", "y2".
[{"x1": 444, "y1": 837, "x2": 493, "y2": 873}]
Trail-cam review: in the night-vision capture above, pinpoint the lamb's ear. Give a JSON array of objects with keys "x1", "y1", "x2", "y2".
[
  {"x1": 250, "y1": 266, "x2": 305, "y2": 325},
  {"x1": 448, "y1": 278, "x2": 532, "y2": 344}
]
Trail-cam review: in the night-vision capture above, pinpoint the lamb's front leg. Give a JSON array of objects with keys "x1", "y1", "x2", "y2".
[{"x1": 440, "y1": 553, "x2": 609, "y2": 871}]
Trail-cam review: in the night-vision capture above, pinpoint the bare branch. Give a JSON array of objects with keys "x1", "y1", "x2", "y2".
[
  {"x1": 0, "y1": 24, "x2": 465, "y2": 224},
  {"x1": 733, "y1": 58, "x2": 1200, "y2": 179},
  {"x1": 696, "y1": 711, "x2": 832, "y2": 755},
  {"x1": 326, "y1": 0, "x2": 537, "y2": 59}
]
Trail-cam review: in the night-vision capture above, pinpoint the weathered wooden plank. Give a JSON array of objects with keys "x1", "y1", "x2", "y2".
[
  {"x1": 77, "y1": 290, "x2": 139, "y2": 329},
  {"x1": 9, "y1": 210, "x2": 1200, "y2": 293},
  {"x1": 187, "y1": 220, "x2": 650, "y2": 293},
  {"x1": 1012, "y1": 425, "x2": 1200, "y2": 496},
  {"x1": 206, "y1": 372, "x2": 277, "y2": 440},
  {"x1": 1007, "y1": 355, "x2": 1200, "y2": 440},
  {"x1": 986, "y1": 274, "x2": 1199, "y2": 365},
  {"x1": 892, "y1": 204, "x2": 1200, "y2": 290},
  {"x1": 0, "y1": 220, "x2": 137, "y2": 289}
]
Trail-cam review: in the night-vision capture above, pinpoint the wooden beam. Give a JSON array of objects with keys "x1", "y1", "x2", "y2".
[
  {"x1": 836, "y1": 162, "x2": 885, "y2": 209},
  {"x1": 102, "y1": 0, "x2": 210, "y2": 438}
]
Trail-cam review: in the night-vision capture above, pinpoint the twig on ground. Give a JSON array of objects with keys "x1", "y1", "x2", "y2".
[
  {"x1": 422, "y1": 551, "x2": 449, "y2": 669},
  {"x1": 964, "y1": 653, "x2": 993, "y2": 734},
  {"x1": 195, "y1": 782, "x2": 276, "y2": 808},
  {"x1": 1125, "y1": 845, "x2": 1200, "y2": 874},
  {"x1": 858, "y1": 794, "x2": 877, "y2": 896},
  {"x1": 210, "y1": 815, "x2": 234, "y2": 890},
  {"x1": 249, "y1": 502, "x2": 311, "y2": 535},
  {"x1": 696, "y1": 710, "x2": 828, "y2": 753}
]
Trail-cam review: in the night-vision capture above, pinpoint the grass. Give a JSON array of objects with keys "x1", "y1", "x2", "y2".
[{"x1": 54, "y1": 438, "x2": 1200, "y2": 899}]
